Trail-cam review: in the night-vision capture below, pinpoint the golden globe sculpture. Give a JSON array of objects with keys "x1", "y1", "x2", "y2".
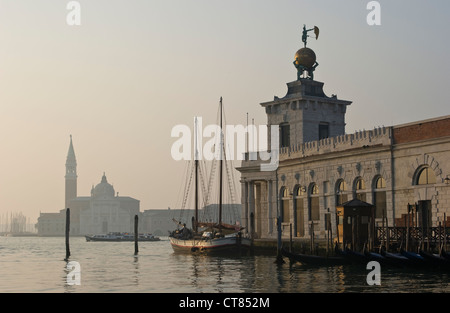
[{"x1": 294, "y1": 47, "x2": 316, "y2": 69}]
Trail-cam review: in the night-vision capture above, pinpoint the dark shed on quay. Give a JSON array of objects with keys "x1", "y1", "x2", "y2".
[{"x1": 336, "y1": 199, "x2": 375, "y2": 251}]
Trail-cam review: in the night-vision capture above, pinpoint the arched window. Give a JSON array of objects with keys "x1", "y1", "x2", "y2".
[
  {"x1": 281, "y1": 187, "x2": 290, "y2": 223},
  {"x1": 354, "y1": 177, "x2": 367, "y2": 202},
  {"x1": 416, "y1": 166, "x2": 436, "y2": 185},
  {"x1": 373, "y1": 176, "x2": 386, "y2": 219},
  {"x1": 294, "y1": 185, "x2": 306, "y2": 237},
  {"x1": 296, "y1": 186, "x2": 306, "y2": 197},
  {"x1": 376, "y1": 177, "x2": 386, "y2": 189},
  {"x1": 336, "y1": 179, "x2": 348, "y2": 205},
  {"x1": 309, "y1": 183, "x2": 320, "y2": 221}
]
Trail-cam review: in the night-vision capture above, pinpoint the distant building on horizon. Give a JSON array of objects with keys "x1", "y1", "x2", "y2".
[{"x1": 37, "y1": 136, "x2": 140, "y2": 236}]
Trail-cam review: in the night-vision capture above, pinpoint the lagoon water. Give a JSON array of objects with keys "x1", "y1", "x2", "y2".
[{"x1": 0, "y1": 236, "x2": 448, "y2": 293}]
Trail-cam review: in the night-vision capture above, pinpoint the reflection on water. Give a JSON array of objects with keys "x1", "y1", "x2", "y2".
[{"x1": 0, "y1": 236, "x2": 448, "y2": 293}]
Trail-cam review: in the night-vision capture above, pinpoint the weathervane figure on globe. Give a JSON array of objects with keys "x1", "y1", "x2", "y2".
[{"x1": 294, "y1": 24, "x2": 320, "y2": 80}]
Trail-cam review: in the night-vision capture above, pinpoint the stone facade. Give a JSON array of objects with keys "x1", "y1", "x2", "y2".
[
  {"x1": 78, "y1": 175, "x2": 140, "y2": 235},
  {"x1": 237, "y1": 78, "x2": 450, "y2": 241}
]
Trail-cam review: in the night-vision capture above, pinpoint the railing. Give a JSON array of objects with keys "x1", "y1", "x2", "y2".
[{"x1": 375, "y1": 226, "x2": 450, "y2": 250}]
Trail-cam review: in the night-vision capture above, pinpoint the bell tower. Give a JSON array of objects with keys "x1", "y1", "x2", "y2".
[{"x1": 65, "y1": 135, "x2": 77, "y2": 208}]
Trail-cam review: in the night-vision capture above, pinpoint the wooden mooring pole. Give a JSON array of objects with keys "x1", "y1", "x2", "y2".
[
  {"x1": 406, "y1": 205, "x2": 410, "y2": 251},
  {"x1": 289, "y1": 223, "x2": 293, "y2": 252},
  {"x1": 275, "y1": 217, "x2": 285, "y2": 264},
  {"x1": 65, "y1": 208, "x2": 70, "y2": 261},
  {"x1": 444, "y1": 213, "x2": 447, "y2": 253},
  {"x1": 439, "y1": 221, "x2": 442, "y2": 254},
  {"x1": 134, "y1": 215, "x2": 139, "y2": 256}
]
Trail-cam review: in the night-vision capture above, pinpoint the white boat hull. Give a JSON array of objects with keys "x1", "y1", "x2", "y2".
[{"x1": 169, "y1": 234, "x2": 252, "y2": 255}]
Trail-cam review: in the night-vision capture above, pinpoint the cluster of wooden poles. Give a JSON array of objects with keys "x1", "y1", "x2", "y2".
[
  {"x1": 64, "y1": 208, "x2": 140, "y2": 261},
  {"x1": 285, "y1": 218, "x2": 334, "y2": 256},
  {"x1": 379, "y1": 208, "x2": 448, "y2": 253}
]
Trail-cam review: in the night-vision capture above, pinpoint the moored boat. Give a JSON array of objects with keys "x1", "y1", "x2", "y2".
[
  {"x1": 400, "y1": 249, "x2": 426, "y2": 266},
  {"x1": 343, "y1": 248, "x2": 369, "y2": 264},
  {"x1": 442, "y1": 250, "x2": 450, "y2": 261},
  {"x1": 169, "y1": 232, "x2": 251, "y2": 255},
  {"x1": 419, "y1": 250, "x2": 450, "y2": 268},
  {"x1": 85, "y1": 232, "x2": 160, "y2": 242},
  {"x1": 169, "y1": 98, "x2": 252, "y2": 255},
  {"x1": 281, "y1": 248, "x2": 351, "y2": 266}
]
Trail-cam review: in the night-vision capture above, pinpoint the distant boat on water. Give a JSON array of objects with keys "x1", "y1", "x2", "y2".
[{"x1": 85, "y1": 232, "x2": 160, "y2": 242}]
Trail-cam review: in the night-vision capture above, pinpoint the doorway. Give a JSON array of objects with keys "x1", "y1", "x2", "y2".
[{"x1": 418, "y1": 200, "x2": 432, "y2": 228}]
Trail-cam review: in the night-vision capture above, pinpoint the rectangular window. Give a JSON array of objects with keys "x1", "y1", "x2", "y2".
[
  {"x1": 356, "y1": 193, "x2": 367, "y2": 202},
  {"x1": 310, "y1": 197, "x2": 320, "y2": 221},
  {"x1": 319, "y1": 123, "x2": 329, "y2": 140},
  {"x1": 337, "y1": 194, "x2": 348, "y2": 206},
  {"x1": 280, "y1": 124, "x2": 290, "y2": 148},
  {"x1": 282, "y1": 199, "x2": 290, "y2": 223},
  {"x1": 295, "y1": 198, "x2": 305, "y2": 237},
  {"x1": 374, "y1": 191, "x2": 386, "y2": 218},
  {"x1": 418, "y1": 200, "x2": 432, "y2": 227}
]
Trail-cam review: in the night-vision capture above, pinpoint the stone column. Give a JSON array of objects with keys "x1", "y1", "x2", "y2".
[
  {"x1": 255, "y1": 182, "x2": 261, "y2": 238},
  {"x1": 267, "y1": 179, "x2": 273, "y2": 235},
  {"x1": 242, "y1": 181, "x2": 249, "y2": 234},
  {"x1": 248, "y1": 181, "x2": 255, "y2": 237}
]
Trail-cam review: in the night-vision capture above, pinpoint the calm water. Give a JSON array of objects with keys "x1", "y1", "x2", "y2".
[{"x1": 0, "y1": 236, "x2": 448, "y2": 293}]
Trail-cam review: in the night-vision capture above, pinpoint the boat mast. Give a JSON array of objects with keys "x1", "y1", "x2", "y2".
[{"x1": 218, "y1": 97, "x2": 223, "y2": 233}]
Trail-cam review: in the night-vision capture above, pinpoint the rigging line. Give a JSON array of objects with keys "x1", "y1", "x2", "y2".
[
  {"x1": 172, "y1": 159, "x2": 190, "y2": 218},
  {"x1": 220, "y1": 99, "x2": 240, "y2": 222},
  {"x1": 206, "y1": 158, "x2": 217, "y2": 207},
  {"x1": 223, "y1": 151, "x2": 236, "y2": 204},
  {"x1": 200, "y1": 159, "x2": 209, "y2": 205},
  {"x1": 198, "y1": 160, "x2": 210, "y2": 222},
  {"x1": 180, "y1": 160, "x2": 195, "y2": 222}
]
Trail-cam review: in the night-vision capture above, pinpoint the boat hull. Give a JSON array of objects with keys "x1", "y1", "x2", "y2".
[
  {"x1": 282, "y1": 248, "x2": 351, "y2": 266},
  {"x1": 169, "y1": 235, "x2": 252, "y2": 255},
  {"x1": 85, "y1": 235, "x2": 160, "y2": 242}
]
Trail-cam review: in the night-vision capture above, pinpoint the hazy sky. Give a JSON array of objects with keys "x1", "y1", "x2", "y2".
[{"x1": 0, "y1": 0, "x2": 449, "y2": 223}]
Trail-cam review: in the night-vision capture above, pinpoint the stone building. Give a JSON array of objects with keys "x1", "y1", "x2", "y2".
[
  {"x1": 37, "y1": 137, "x2": 140, "y2": 236},
  {"x1": 237, "y1": 74, "x2": 450, "y2": 242}
]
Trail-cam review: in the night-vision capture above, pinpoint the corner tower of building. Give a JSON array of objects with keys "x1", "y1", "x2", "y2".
[
  {"x1": 261, "y1": 25, "x2": 351, "y2": 149},
  {"x1": 261, "y1": 79, "x2": 352, "y2": 149},
  {"x1": 65, "y1": 135, "x2": 77, "y2": 208}
]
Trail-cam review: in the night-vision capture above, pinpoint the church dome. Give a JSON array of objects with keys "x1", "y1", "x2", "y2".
[{"x1": 92, "y1": 173, "x2": 115, "y2": 199}]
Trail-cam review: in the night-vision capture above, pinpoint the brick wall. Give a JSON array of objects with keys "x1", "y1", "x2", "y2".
[{"x1": 393, "y1": 117, "x2": 450, "y2": 144}]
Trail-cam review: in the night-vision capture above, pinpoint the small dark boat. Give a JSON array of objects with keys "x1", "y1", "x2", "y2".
[
  {"x1": 343, "y1": 248, "x2": 370, "y2": 264},
  {"x1": 364, "y1": 251, "x2": 384, "y2": 261},
  {"x1": 343, "y1": 248, "x2": 392, "y2": 266},
  {"x1": 441, "y1": 250, "x2": 450, "y2": 261},
  {"x1": 419, "y1": 250, "x2": 450, "y2": 268},
  {"x1": 281, "y1": 248, "x2": 351, "y2": 266},
  {"x1": 363, "y1": 250, "x2": 401, "y2": 267},
  {"x1": 400, "y1": 250, "x2": 426, "y2": 266},
  {"x1": 381, "y1": 251, "x2": 414, "y2": 267}
]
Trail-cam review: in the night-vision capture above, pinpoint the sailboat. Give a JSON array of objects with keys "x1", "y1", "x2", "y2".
[{"x1": 169, "y1": 97, "x2": 252, "y2": 255}]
